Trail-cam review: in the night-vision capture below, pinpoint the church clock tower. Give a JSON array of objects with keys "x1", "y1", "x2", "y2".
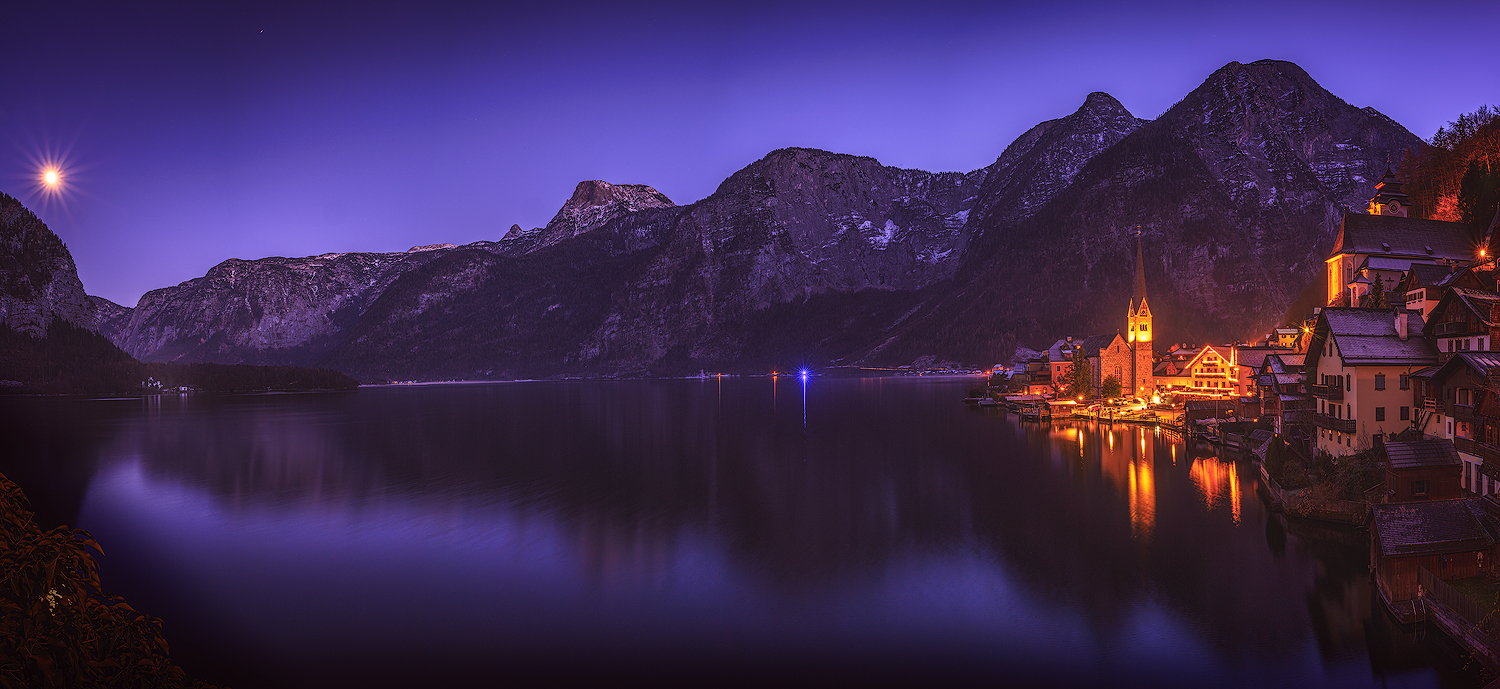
[
  {"x1": 1126, "y1": 232, "x2": 1155, "y2": 397},
  {"x1": 1366, "y1": 165, "x2": 1409, "y2": 217}
]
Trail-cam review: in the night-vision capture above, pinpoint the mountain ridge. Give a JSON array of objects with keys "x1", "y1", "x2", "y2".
[{"x1": 84, "y1": 60, "x2": 1429, "y2": 379}]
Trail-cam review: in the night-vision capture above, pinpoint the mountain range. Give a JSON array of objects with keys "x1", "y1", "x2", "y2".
[{"x1": 17, "y1": 60, "x2": 1427, "y2": 381}]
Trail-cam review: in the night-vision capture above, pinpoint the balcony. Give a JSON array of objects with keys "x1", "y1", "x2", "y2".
[
  {"x1": 1436, "y1": 321, "x2": 1474, "y2": 336},
  {"x1": 1314, "y1": 414, "x2": 1357, "y2": 433},
  {"x1": 1454, "y1": 437, "x2": 1500, "y2": 463},
  {"x1": 1424, "y1": 396, "x2": 1440, "y2": 411},
  {"x1": 1311, "y1": 384, "x2": 1344, "y2": 401},
  {"x1": 1449, "y1": 403, "x2": 1479, "y2": 421}
]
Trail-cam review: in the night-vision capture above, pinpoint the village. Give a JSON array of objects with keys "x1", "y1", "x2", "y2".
[{"x1": 980, "y1": 169, "x2": 1500, "y2": 671}]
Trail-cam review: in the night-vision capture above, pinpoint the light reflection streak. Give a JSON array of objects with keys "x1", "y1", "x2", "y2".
[{"x1": 1189, "y1": 457, "x2": 1241, "y2": 525}]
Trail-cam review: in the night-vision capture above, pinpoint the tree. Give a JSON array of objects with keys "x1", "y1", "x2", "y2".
[
  {"x1": 1362, "y1": 275, "x2": 1388, "y2": 308},
  {"x1": 1101, "y1": 375, "x2": 1123, "y2": 399},
  {"x1": 1061, "y1": 357, "x2": 1091, "y2": 399}
]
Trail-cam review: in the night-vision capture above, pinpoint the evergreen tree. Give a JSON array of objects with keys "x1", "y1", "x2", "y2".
[
  {"x1": 1101, "y1": 375, "x2": 1123, "y2": 399},
  {"x1": 1062, "y1": 356, "x2": 1091, "y2": 399}
]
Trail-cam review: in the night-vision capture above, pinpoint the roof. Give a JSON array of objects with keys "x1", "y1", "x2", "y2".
[
  {"x1": 1406, "y1": 263, "x2": 1456, "y2": 289},
  {"x1": 1077, "y1": 333, "x2": 1120, "y2": 360},
  {"x1": 1383, "y1": 440, "x2": 1462, "y2": 470},
  {"x1": 1249, "y1": 429, "x2": 1273, "y2": 444},
  {"x1": 1235, "y1": 347, "x2": 1277, "y2": 371},
  {"x1": 1360, "y1": 256, "x2": 1429, "y2": 272},
  {"x1": 1184, "y1": 400, "x2": 1236, "y2": 411},
  {"x1": 1429, "y1": 352, "x2": 1500, "y2": 386},
  {"x1": 1330, "y1": 212, "x2": 1473, "y2": 261},
  {"x1": 1371, "y1": 499, "x2": 1496, "y2": 558},
  {"x1": 1266, "y1": 353, "x2": 1305, "y2": 372},
  {"x1": 1272, "y1": 373, "x2": 1302, "y2": 385},
  {"x1": 1319, "y1": 308, "x2": 1437, "y2": 365},
  {"x1": 1450, "y1": 288, "x2": 1500, "y2": 327}
]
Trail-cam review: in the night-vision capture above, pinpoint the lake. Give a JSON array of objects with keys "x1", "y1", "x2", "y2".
[{"x1": 0, "y1": 377, "x2": 1484, "y2": 687}]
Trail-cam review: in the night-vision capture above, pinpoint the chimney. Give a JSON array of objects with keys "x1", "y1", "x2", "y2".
[{"x1": 1395, "y1": 308, "x2": 1408, "y2": 340}]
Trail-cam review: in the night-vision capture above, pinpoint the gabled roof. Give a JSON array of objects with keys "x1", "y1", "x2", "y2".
[
  {"x1": 1372, "y1": 499, "x2": 1497, "y2": 558},
  {"x1": 1330, "y1": 212, "x2": 1473, "y2": 261},
  {"x1": 1383, "y1": 440, "x2": 1462, "y2": 470},
  {"x1": 1307, "y1": 308, "x2": 1437, "y2": 367},
  {"x1": 1405, "y1": 263, "x2": 1456, "y2": 289},
  {"x1": 1078, "y1": 333, "x2": 1123, "y2": 360},
  {"x1": 1421, "y1": 288, "x2": 1500, "y2": 336},
  {"x1": 1268, "y1": 353, "x2": 1305, "y2": 371},
  {"x1": 1429, "y1": 352, "x2": 1500, "y2": 386},
  {"x1": 1235, "y1": 347, "x2": 1277, "y2": 371}
]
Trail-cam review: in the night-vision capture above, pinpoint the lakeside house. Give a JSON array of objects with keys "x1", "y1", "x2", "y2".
[
  {"x1": 1417, "y1": 352, "x2": 1500, "y2": 497},
  {"x1": 1305, "y1": 308, "x2": 1437, "y2": 456},
  {"x1": 1380, "y1": 440, "x2": 1464, "y2": 503},
  {"x1": 1370, "y1": 497, "x2": 1500, "y2": 623}
]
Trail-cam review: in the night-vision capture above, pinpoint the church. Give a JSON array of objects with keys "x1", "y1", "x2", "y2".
[
  {"x1": 1325, "y1": 168, "x2": 1475, "y2": 307},
  {"x1": 1080, "y1": 234, "x2": 1155, "y2": 399}
]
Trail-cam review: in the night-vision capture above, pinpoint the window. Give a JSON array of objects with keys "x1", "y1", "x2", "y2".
[
  {"x1": 1375, "y1": 373, "x2": 1385, "y2": 390},
  {"x1": 1400, "y1": 374, "x2": 1409, "y2": 390},
  {"x1": 1461, "y1": 388, "x2": 1471, "y2": 405},
  {"x1": 1412, "y1": 480, "x2": 1429, "y2": 497},
  {"x1": 1345, "y1": 374, "x2": 1351, "y2": 391},
  {"x1": 1336, "y1": 405, "x2": 1342, "y2": 419},
  {"x1": 1483, "y1": 338, "x2": 1488, "y2": 350},
  {"x1": 1376, "y1": 407, "x2": 1385, "y2": 421},
  {"x1": 1141, "y1": 324, "x2": 1148, "y2": 332},
  {"x1": 1451, "y1": 340, "x2": 1457, "y2": 352},
  {"x1": 1400, "y1": 406, "x2": 1410, "y2": 421}
]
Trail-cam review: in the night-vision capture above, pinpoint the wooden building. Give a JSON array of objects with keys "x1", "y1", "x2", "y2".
[
  {"x1": 1381, "y1": 440, "x2": 1463, "y2": 503},
  {"x1": 1420, "y1": 352, "x2": 1500, "y2": 497},
  {"x1": 1419, "y1": 287, "x2": 1500, "y2": 361},
  {"x1": 1370, "y1": 498, "x2": 1498, "y2": 622}
]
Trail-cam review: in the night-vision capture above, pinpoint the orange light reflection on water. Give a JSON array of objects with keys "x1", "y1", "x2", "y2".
[
  {"x1": 1127, "y1": 459, "x2": 1156, "y2": 540},
  {"x1": 1189, "y1": 457, "x2": 1241, "y2": 524}
]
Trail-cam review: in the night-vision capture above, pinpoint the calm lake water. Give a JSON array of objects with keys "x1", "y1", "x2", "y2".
[{"x1": 0, "y1": 377, "x2": 1486, "y2": 687}]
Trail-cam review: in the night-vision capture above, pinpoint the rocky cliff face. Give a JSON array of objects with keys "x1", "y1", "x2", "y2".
[
  {"x1": 97, "y1": 60, "x2": 1429, "y2": 379},
  {"x1": 0, "y1": 193, "x2": 95, "y2": 336}
]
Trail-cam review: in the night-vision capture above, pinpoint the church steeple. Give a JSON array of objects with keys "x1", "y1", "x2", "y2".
[
  {"x1": 1132, "y1": 231, "x2": 1148, "y2": 312},
  {"x1": 1367, "y1": 164, "x2": 1409, "y2": 216},
  {"x1": 1128, "y1": 231, "x2": 1152, "y2": 344}
]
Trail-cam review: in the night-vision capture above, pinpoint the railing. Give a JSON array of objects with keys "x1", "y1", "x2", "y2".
[
  {"x1": 1311, "y1": 384, "x2": 1345, "y2": 401},
  {"x1": 1437, "y1": 322, "x2": 1472, "y2": 336},
  {"x1": 1454, "y1": 437, "x2": 1500, "y2": 462},
  {"x1": 1425, "y1": 396, "x2": 1441, "y2": 411},
  {"x1": 1450, "y1": 403, "x2": 1479, "y2": 420},
  {"x1": 1418, "y1": 566, "x2": 1490, "y2": 630},
  {"x1": 1314, "y1": 414, "x2": 1357, "y2": 433}
]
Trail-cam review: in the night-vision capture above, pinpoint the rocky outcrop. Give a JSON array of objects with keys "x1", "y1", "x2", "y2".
[
  {"x1": 0, "y1": 193, "x2": 94, "y2": 336},
  {"x1": 111, "y1": 251, "x2": 451, "y2": 364},
  {"x1": 89, "y1": 295, "x2": 133, "y2": 342},
  {"x1": 95, "y1": 60, "x2": 1431, "y2": 379}
]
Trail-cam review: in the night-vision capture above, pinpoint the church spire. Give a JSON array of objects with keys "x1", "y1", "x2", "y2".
[{"x1": 1132, "y1": 230, "x2": 1147, "y2": 312}]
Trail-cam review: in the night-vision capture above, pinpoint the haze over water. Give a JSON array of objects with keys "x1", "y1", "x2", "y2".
[{"x1": 0, "y1": 378, "x2": 1480, "y2": 687}]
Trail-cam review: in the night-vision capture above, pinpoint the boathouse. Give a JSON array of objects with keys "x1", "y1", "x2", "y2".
[
  {"x1": 1381, "y1": 440, "x2": 1464, "y2": 503},
  {"x1": 1370, "y1": 498, "x2": 1499, "y2": 622}
]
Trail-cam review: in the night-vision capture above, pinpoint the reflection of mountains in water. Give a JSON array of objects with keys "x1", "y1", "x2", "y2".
[{"x1": 10, "y1": 383, "x2": 1391, "y2": 670}]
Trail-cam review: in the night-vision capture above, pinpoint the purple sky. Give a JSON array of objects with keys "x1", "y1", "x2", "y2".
[{"x1": 5, "y1": 0, "x2": 1497, "y2": 306}]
